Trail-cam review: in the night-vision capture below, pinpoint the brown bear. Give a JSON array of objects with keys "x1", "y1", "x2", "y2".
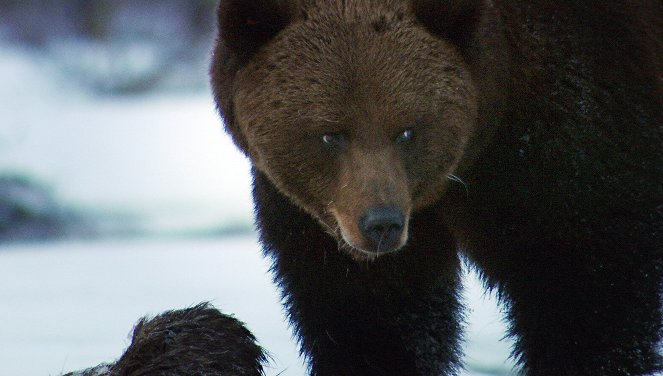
[
  {"x1": 211, "y1": 1, "x2": 663, "y2": 375},
  {"x1": 63, "y1": 303, "x2": 267, "y2": 376}
]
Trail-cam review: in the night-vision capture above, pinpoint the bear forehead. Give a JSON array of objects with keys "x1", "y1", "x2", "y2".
[
  {"x1": 298, "y1": 0, "x2": 409, "y2": 22},
  {"x1": 230, "y1": 0, "x2": 477, "y2": 144},
  {"x1": 238, "y1": 10, "x2": 470, "y2": 122}
]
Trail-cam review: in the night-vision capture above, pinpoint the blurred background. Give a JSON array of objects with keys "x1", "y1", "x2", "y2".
[
  {"x1": 0, "y1": 2, "x2": 515, "y2": 375},
  {"x1": 0, "y1": 0, "x2": 254, "y2": 239}
]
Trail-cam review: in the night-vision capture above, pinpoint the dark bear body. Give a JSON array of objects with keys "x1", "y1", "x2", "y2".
[{"x1": 212, "y1": 1, "x2": 663, "y2": 375}]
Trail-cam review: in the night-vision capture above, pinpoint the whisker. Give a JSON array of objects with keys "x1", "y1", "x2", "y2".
[
  {"x1": 447, "y1": 173, "x2": 469, "y2": 197},
  {"x1": 318, "y1": 219, "x2": 339, "y2": 239},
  {"x1": 317, "y1": 116, "x2": 340, "y2": 123},
  {"x1": 376, "y1": 228, "x2": 387, "y2": 255}
]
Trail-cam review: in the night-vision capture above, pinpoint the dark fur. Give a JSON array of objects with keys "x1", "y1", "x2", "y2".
[
  {"x1": 253, "y1": 170, "x2": 464, "y2": 375},
  {"x1": 63, "y1": 303, "x2": 267, "y2": 376},
  {"x1": 212, "y1": 1, "x2": 663, "y2": 375}
]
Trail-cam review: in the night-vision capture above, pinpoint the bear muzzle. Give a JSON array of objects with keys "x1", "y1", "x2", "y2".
[{"x1": 332, "y1": 204, "x2": 410, "y2": 259}]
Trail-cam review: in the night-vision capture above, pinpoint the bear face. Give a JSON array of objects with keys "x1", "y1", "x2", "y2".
[{"x1": 214, "y1": 0, "x2": 481, "y2": 259}]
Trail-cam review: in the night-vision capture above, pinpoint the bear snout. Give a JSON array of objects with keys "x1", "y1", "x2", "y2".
[{"x1": 359, "y1": 206, "x2": 406, "y2": 254}]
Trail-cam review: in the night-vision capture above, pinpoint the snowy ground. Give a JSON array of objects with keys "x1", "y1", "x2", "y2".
[
  {"x1": 0, "y1": 236, "x2": 516, "y2": 376},
  {"x1": 0, "y1": 43, "x2": 517, "y2": 375}
]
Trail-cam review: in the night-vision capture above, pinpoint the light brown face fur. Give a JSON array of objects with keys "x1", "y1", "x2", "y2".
[{"x1": 231, "y1": 0, "x2": 478, "y2": 259}]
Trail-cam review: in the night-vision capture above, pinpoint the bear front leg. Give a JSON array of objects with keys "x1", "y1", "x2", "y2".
[
  {"x1": 252, "y1": 171, "x2": 464, "y2": 376},
  {"x1": 475, "y1": 240, "x2": 662, "y2": 376}
]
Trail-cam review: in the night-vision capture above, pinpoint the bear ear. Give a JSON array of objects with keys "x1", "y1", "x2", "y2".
[
  {"x1": 410, "y1": 0, "x2": 485, "y2": 46},
  {"x1": 218, "y1": 0, "x2": 296, "y2": 58}
]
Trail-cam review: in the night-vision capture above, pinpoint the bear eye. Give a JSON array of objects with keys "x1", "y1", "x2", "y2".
[
  {"x1": 395, "y1": 128, "x2": 414, "y2": 144},
  {"x1": 321, "y1": 132, "x2": 345, "y2": 147}
]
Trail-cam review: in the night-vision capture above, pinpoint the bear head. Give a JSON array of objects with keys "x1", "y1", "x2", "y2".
[{"x1": 212, "y1": 0, "x2": 490, "y2": 260}]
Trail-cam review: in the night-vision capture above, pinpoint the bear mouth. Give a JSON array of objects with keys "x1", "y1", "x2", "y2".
[
  {"x1": 323, "y1": 207, "x2": 409, "y2": 261},
  {"x1": 337, "y1": 233, "x2": 403, "y2": 261}
]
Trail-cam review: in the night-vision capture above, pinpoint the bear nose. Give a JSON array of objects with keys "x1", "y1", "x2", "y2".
[{"x1": 359, "y1": 206, "x2": 405, "y2": 253}]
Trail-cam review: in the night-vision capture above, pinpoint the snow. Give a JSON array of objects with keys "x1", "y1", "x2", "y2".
[
  {"x1": 0, "y1": 237, "x2": 515, "y2": 376},
  {"x1": 0, "y1": 237, "x2": 302, "y2": 376}
]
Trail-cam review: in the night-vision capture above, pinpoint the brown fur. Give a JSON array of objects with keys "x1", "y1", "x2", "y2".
[{"x1": 213, "y1": 0, "x2": 483, "y2": 257}]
